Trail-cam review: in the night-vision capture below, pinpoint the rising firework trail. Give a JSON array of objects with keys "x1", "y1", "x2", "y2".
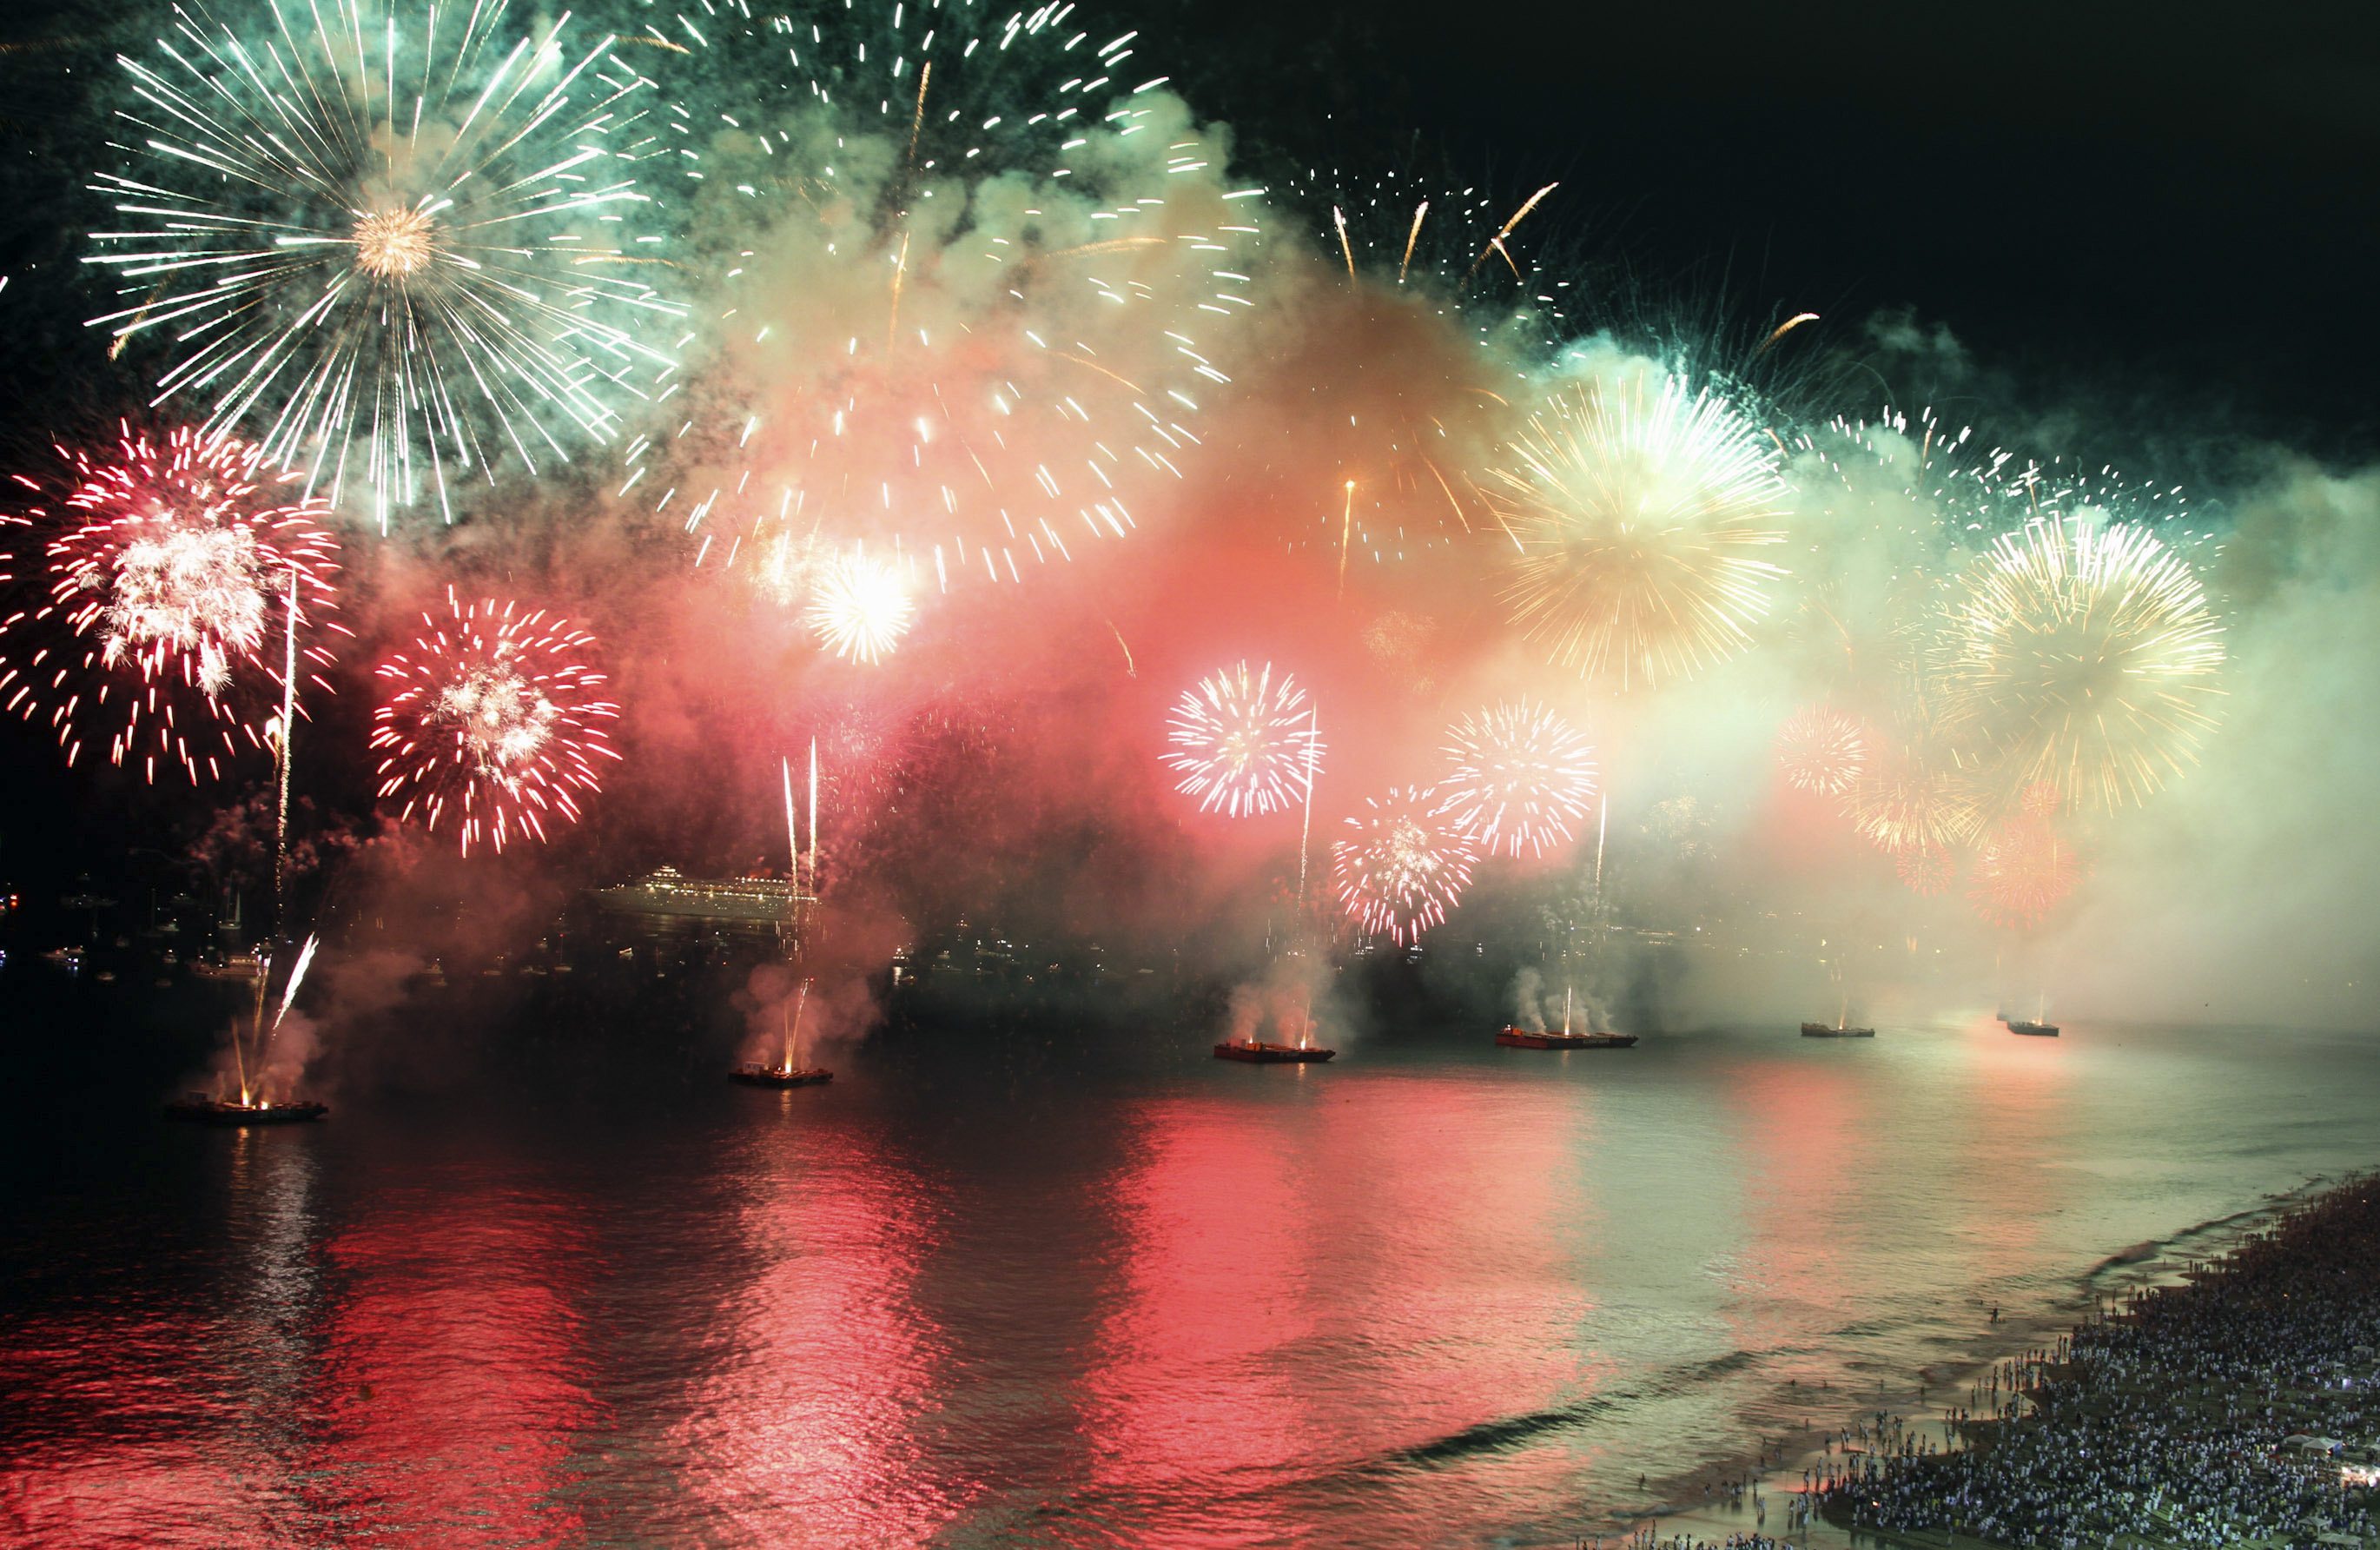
[
  {"x1": 1438, "y1": 700, "x2": 1598, "y2": 858},
  {"x1": 1163, "y1": 661, "x2": 1325, "y2": 818},
  {"x1": 1487, "y1": 371, "x2": 1790, "y2": 692},
  {"x1": 0, "y1": 425, "x2": 341, "y2": 783},
  {"x1": 1940, "y1": 514, "x2": 2225, "y2": 814},
  {"x1": 88, "y1": 0, "x2": 681, "y2": 528},
  {"x1": 1333, "y1": 785, "x2": 1477, "y2": 946},
  {"x1": 370, "y1": 589, "x2": 620, "y2": 855}
]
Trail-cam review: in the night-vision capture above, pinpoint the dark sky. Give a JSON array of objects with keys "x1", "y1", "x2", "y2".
[
  {"x1": 4, "y1": 0, "x2": 2374, "y2": 448},
  {"x1": 1147, "y1": 0, "x2": 2380, "y2": 456}
]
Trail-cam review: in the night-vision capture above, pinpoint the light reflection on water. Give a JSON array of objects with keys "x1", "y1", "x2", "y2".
[{"x1": 3, "y1": 1017, "x2": 2374, "y2": 1547}]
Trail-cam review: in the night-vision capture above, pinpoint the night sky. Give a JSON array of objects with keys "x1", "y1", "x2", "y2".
[{"x1": 0, "y1": 0, "x2": 2372, "y2": 938}]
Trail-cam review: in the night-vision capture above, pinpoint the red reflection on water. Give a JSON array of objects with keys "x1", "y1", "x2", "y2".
[
  {"x1": 1719, "y1": 1054, "x2": 1872, "y2": 1356},
  {"x1": 1080, "y1": 1072, "x2": 1602, "y2": 1546},
  {"x1": 0, "y1": 1307, "x2": 296, "y2": 1547},
  {"x1": 670, "y1": 1107, "x2": 955, "y2": 1547},
  {"x1": 302, "y1": 1177, "x2": 598, "y2": 1547},
  {"x1": 0, "y1": 1136, "x2": 321, "y2": 1547}
]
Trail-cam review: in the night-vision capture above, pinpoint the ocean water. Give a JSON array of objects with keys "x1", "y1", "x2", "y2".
[{"x1": 3, "y1": 981, "x2": 2375, "y2": 1549}]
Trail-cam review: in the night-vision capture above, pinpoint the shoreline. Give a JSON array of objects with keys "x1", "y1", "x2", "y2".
[{"x1": 1584, "y1": 1169, "x2": 2365, "y2": 1549}]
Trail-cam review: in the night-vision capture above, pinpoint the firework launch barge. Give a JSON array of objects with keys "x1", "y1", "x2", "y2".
[
  {"x1": 1496, "y1": 1027, "x2": 1639, "y2": 1050},
  {"x1": 1213, "y1": 1040, "x2": 1335, "y2": 1063},
  {"x1": 1801, "y1": 1022, "x2": 1876, "y2": 1038},
  {"x1": 2006, "y1": 1020, "x2": 2060, "y2": 1037},
  {"x1": 729, "y1": 1063, "x2": 835, "y2": 1088},
  {"x1": 163, "y1": 1094, "x2": 328, "y2": 1126}
]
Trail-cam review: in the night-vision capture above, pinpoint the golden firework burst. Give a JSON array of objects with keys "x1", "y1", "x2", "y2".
[
  {"x1": 1485, "y1": 373, "x2": 1789, "y2": 692},
  {"x1": 1940, "y1": 517, "x2": 2225, "y2": 813}
]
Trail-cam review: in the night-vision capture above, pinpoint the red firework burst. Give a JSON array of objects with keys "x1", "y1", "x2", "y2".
[
  {"x1": 1162, "y1": 661, "x2": 1323, "y2": 818},
  {"x1": 1895, "y1": 843, "x2": 1954, "y2": 897},
  {"x1": 1968, "y1": 815, "x2": 2082, "y2": 929},
  {"x1": 1438, "y1": 699, "x2": 1598, "y2": 858},
  {"x1": 371, "y1": 590, "x2": 621, "y2": 855},
  {"x1": 0, "y1": 426, "x2": 342, "y2": 782},
  {"x1": 1332, "y1": 785, "x2": 1477, "y2": 945}
]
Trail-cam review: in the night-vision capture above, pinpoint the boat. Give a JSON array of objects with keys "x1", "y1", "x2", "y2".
[
  {"x1": 1497, "y1": 1026, "x2": 1638, "y2": 1049},
  {"x1": 729, "y1": 1062, "x2": 834, "y2": 1087},
  {"x1": 1802, "y1": 1022, "x2": 1876, "y2": 1038},
  {"x1": 1501, "y1": 987, "x2": 1637, "y2": 1050},
  {"x1": 2007, "y1": 1019, "x2": 2060, "y2": 1037},
  {"x1": 731, "y1": 977, "x2": 832, "y2": 1087},
  {"x1": 1213, "y1": 1040, "x2": 1334, "y2": 1063},
  {"x1": 163, "y1": 1093, "x2": 328, "y2": 1126}
]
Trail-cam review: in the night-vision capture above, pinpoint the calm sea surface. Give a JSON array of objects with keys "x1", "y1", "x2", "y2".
[{"x1": 4, "y1": 976, "x2": 2375, "y2": 1548}]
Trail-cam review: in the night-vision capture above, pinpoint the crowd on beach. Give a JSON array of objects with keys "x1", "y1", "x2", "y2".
[{"x1": 1812, "y1": 1179, "x2": 2380, "y2": 1548}]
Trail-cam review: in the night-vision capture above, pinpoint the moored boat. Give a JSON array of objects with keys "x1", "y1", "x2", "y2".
[
  {"x1": 1497, "y1": 1026, "x2": 1638, "y2": 1049},
  {"x1": 1801, "y1": 1022, "x2": 1876, "y2": 1038},
  {"x1": 729, "y1": 1062, "x2": 835, "y2": 1087},
  {"x1": 1213, "y1": 1040, "x2": 1335, "y2": 1063},
  {"x1": 164, "y1": 1093, "x2": 328, "y2": 1126},
  {"x1": 2007, "y1": 1019, "x2": 2060, "y2": 1037}
]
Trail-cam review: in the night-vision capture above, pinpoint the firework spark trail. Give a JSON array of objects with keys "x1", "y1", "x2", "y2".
[
  {"x1": 1438, "y1": 700, "x2": 1597, "y2": 858},
  {"x1": 0, "y1": 425, "x2": 341, "y2": 783},
  {"x1": 652, "y1": 2, "x2": 1262, "y2": 602},
  {"x1": 1279, "y1": 167, "x2": 1566, "y2": 564},
  {"x1": 1162, "y1": 661, "x2": 1323, "y2": 818},
  {"x1": 1333, "y1": 785, "x2": 1476, "y2": 946},
  {"x1": 1940, "y1": 513, "x2": 2225, "y2": 814},
  {"x1": 1488, "y1": 371, "x2": 1790, "y2": 692},
  {"x1": 87, "y1": 0, "x2": 682, "y2": 529},
  {"x1": 271, "y1": 931, "x2": 318, "y2": 1031},
  {"x1": 1775, "y1": 705, "x2": 1868, "y2": 798},
  {"x1": 370, "y1": 588, "x2": 620, "y2": 855}
]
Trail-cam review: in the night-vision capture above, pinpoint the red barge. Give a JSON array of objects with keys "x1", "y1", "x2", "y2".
[{"x1": 1496, "y1": 1026, "x2": 1638, "y2": 1050}]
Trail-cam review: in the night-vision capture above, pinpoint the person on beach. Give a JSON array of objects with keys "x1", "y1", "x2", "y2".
[{"x1": 1811, "y1": 1180, "x2": 2380, "y2": 1549}]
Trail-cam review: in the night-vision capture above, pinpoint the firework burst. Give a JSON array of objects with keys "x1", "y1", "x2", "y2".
[
  {"x1": 0, "y1": 425, "x2": 341, "y2": 782},
  {"x1": 1162, "y1": 661, "x2": 1322, "y2": 818},
  {"x1": 89, "y1": 0, "x2": 680, "y2": 528},
  {"x1": 1775, "y1": 705, "x2": 1868, "y2": 798},
  {"x1": 1487, "y1": 371, "x2": 1790, "y2": 691},
  {"x1": 1894, "y1": 843, "x2": 1955, "y2": 897},
  {"x1": 803, "y1": 548, "x2": 917, "y2": 666},
  {"x1": 1438, "y1": 700, "x2": 1597, "y2": 858},
  {"x1": 1968, "y1": 813, "x2": 2083, "y2": 930},
  {"x1": 1842, "y1": 734, "x2": 1983, "y2": 856},
  {"x1": 656, "y1": 3, "x2": 1262, "y2": 593},
  {"x1": 1939, "y1": 515, "x2": 2225, "y2": 813},
  {"x1": 371, "y1": 590, "x2": 619, "y2": 854},
  {"x1": 1333, "y1": 785, "x2": 1476, "y2": 945}
]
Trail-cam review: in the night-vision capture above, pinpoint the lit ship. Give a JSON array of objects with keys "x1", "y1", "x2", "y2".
[{"x1": 164, "y1": 1092, "x2": 327, "y2": 1126}]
